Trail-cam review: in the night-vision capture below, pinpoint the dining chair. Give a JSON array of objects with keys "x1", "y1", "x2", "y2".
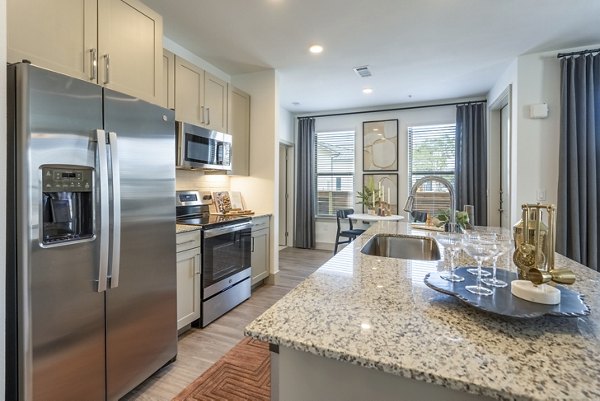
[{"x1": 334, "y1": 209, "x2": 366, "y2": 255}]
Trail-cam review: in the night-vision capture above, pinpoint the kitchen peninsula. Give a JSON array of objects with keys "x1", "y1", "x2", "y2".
[{"x1": 245, "y1": 222, "x2": 600, "y2": 401}]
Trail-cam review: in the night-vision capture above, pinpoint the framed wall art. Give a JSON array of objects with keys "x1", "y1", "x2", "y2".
[
  {"x1": 362, "y1": 173, "x2": 399, "y2": 213},
  {"x1": 363, "y1": 119, "x2": 398, "y2": 171}
]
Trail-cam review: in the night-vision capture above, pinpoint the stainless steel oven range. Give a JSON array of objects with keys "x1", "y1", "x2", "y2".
[{"x1": 176, "y1": 190, "x2": 252, "y2": 327}]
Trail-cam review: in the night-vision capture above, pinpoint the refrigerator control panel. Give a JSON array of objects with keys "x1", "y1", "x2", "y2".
[
  {"x1": 41, "y1": 165, "x2": 94, "y2": 246},
  {"x1": 42, "y1": 167, "x2": 93, "y2": 192}
]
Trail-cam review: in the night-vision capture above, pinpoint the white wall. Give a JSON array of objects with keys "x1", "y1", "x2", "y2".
[
  {"x1": 1, "y1": 0, "x2": 7, "y2": 393},
  {"x1": 163, "y1": 37, "x2": 230, "y2": 82},
  {"x1": 230, "y1": 69, "x2": 279, "y2": 274},
  {"x1": 488, "y1": 44, "x2": 600, "y2": 228},
  {"x1": 308, "y1": 104, "x2": 460, "y2": 249},
  {"x1": 278, "y1": 106, "x2": 294, "y2": 144}
]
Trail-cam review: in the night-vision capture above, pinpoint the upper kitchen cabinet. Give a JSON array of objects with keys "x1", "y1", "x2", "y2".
[
  {"x1": 204, "y1": 72, "x2": 228, "y2": 132},
  {"x1": 229, "y1": 86, "x2": 251, "y2": 176},
  {"x1": 8, "y1": 0, "x2": 98, "y2": 81},
  {"x1": 98, "y1": 0, "x2": 162, "y2": 104},
  {"x1": 8, "y1": 0, "x2": 163, "y2": 105},
  {"x1": 175, "y1": 56, "x2": 228, "y2": 132},
  {"x1": 162, "y1": 49, "x2": 175, "y2": 109}
]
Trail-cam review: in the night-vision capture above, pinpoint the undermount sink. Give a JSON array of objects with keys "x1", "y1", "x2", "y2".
[{"x1": 360, "y1": 234, "x2": 441, "y2": 261}]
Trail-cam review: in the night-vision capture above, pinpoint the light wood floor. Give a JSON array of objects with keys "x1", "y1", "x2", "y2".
[{"x1": 122, "y1": 247, "x2": 332, "y2": 400}]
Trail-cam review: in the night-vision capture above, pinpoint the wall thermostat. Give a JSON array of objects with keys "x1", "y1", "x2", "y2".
[{"x1": 529, "y1": 103, "x2": 549, "y2": 119}]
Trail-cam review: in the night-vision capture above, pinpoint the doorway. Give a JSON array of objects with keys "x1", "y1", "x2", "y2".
[
  {"x1": 279, "y1": 143, "x2": 293, "y2": 247},
  {"x1": 488, "y1": 85, "x2": 512, "y2": 228}
]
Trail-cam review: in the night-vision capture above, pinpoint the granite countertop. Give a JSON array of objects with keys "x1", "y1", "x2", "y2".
[
  {"x1": 176, "y1": 224, "x2": 200, "y2": 234},
  {"x1": 245, "y1": 222, "x2": 600, "y2": 401}
]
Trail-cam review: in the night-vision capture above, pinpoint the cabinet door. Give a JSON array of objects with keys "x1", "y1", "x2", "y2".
[
  {"x1": 175, "y1": 56, "x2": 204, "y2": 126},
  {"x1": 229, "y1": 86, "x2": 251, "y2": 176},
  {"x1": 176, "y1": 248, "x2": 201, "y2": 330},
  {"x1": 162, "y1": 49, "x2": 175, "y2": 109},
  {"x1": 98, "y1": 0, "x2": 162, "y2": 104},
  {"x1": 8, "y1": 0, "x2": 98, "y2": 81},
  {"x1": 204, "y1": 72, "x2": 228, "y2": 132},
  {"x1": 251, "y1": 228, "x2": 270, "y2": 285}
]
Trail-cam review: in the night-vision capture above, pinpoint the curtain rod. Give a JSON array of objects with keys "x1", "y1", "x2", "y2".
[
  {"x1": 297, "y1": 99, "x2": 487, "y2": 120},
  {"x1": 557, "y1": 47, "x2": 600, "y2": 58}
]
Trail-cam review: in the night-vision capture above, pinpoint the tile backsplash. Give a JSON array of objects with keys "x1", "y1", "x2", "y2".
[{"x1": 176, "y1": 170, "x2": 230, "y2": 193}]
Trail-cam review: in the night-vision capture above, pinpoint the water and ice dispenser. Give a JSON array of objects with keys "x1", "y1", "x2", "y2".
[{"x1": 41, "y1": 166, "x2": 94, "y2": 245}]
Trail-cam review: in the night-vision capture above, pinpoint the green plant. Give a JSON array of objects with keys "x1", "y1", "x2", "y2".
[
  {"x1": 435, "y1": 209, "x2": 471, "y2": 230},
  {"x1": 356, "y1": 176, "x2": 380, "y2": 208}
]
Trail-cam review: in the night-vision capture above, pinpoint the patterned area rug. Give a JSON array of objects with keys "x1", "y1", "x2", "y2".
[{"x1": 173, "y1": 337, "x2": 270, "y2": 401}]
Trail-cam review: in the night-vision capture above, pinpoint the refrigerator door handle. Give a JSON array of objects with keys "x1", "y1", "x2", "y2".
[
  {"x1": 108, "y1": 131, "x2": 122, "y2": 288},
  {"x1": 96, "y1": 129, "x2": 110, "y2": 292}
]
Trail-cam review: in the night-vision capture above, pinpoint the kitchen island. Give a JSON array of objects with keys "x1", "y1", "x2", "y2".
[{"x1": 245, "y1": 222, "x2": 600, "y2": 401}]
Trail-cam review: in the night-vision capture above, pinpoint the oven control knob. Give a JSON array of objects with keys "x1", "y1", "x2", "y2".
[{"x1": 229, "y1": 278, "x2": 232, "y2": 284}]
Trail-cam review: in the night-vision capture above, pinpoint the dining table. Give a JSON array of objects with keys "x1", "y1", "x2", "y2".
[{"x1": 347, "y1": 213, "x2": 404, "y2": 222}]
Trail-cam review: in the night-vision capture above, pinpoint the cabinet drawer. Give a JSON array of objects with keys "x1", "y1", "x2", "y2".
[
  {"x1": 176, "y1": 230, "x2": 201, "y2": 253},
  {"x1": 252, "y1": 215, "x2": 270, "y2": 232}
]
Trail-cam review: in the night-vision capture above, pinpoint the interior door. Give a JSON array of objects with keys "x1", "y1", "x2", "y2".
[{"x1": 500, "y1": 104, "x2": 511, "y2": 229}]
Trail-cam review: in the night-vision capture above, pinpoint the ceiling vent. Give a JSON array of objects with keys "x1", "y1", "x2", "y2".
[{"x1": 353, "y1": 65, "x2": 372, "y2": 78}]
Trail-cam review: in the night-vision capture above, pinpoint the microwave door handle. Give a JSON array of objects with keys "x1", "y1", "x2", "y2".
[
  {"x1": 108, "y1": 131, "x2": 121, "y2": 288},
  {"x1": 95, "y1": 129, "x2": 109, "y2": 292}
]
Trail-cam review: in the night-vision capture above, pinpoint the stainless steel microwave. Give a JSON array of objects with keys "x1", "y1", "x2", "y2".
[{"x1": 176, "y1": 122, "x2": 232, "y2": 170}]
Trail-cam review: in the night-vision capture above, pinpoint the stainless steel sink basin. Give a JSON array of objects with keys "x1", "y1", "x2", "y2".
[{"x1": 360, "y1": 234, "x2": 441, "y2": 261}]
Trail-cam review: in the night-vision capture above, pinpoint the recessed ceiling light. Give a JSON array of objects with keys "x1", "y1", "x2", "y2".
[
  {"x1": 309, "y1": 45, "x2": 323, "y2": 54},
  {"x1": 373, "y1": 128, "x2": 379, "y2": 131},
  {"x1": 362, "y1": 88, "x2": 373, "y2": 94}
]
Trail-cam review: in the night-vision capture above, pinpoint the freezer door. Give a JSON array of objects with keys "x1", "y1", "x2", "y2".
[
  {"x1": 103, "y1": 89, "x2": 177, "y2": 400},
  {"x1": 8, "y1": 64, "x2": 106, "y2": 400}
]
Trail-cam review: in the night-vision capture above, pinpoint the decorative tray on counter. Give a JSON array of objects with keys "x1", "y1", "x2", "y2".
[{"x1": 424, "y1": 267, "x2": 590, "y2": 318}]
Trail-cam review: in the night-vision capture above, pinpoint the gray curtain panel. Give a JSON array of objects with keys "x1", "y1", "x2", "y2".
[
  {"x1": 455, "y1": 103, "x2": 487, "y2": 226},
  {"x1": 294, "y1": 118, "x2": 316, "y2": 249},
  {"x1": 557, "y1": 53, "x2": 600, "y2": 271}
]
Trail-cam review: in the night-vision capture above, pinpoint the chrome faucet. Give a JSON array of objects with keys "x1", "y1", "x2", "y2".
[{"x1": 404, "y1": 175, "x2": 456, "y2": 230}]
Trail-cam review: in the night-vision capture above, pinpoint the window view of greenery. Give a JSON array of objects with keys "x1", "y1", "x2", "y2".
[
  {"x1": 408, "y1": 124, "x2": 456, "y2": 192},
  {"x1": 315, "y1": 130, "x2": 355, "y2": 217}
]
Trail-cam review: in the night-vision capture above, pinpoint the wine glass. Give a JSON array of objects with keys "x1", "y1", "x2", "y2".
[
  {"x1": 464, "y1": 232, "x2": 492, "y2": 277},
  {"x1": 436, "y1": 230, "x2": 464, "y2": 282},
  {"x1": 481, "y1": 234, "x2": 512, "y2": 288},
  {"x1": 461, "y1": 236, "x2": 495, "y2": 296}
]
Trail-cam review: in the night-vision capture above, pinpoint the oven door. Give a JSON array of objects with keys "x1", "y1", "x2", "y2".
[{"x1": 202, "y1": 221, "x2": 252, "y2": 297}]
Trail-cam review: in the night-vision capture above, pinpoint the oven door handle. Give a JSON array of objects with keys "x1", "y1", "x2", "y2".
[{"x1": 204, "y1": 222, "x2": 253, "y2": 238}]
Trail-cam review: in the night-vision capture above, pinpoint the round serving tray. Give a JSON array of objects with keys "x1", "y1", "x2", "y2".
[{"x1": 424, "y1": 267, "x2": 590, "y2": 318}]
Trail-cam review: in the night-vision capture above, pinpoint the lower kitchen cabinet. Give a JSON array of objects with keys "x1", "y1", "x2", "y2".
[
  {"x1": 176, "y1": 230, "x2": 201, "y2": 330},
  {"x1": 251, "y1": 216, "x2": 270, "y2": 285}
]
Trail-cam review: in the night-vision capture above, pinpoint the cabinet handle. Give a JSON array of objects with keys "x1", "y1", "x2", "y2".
[
  {"x1": 90, "y1": 49, "x2": 97, "y2": 81},
  {"x1": 178, "y1": 239, "x2": 197, "y2": 246},
  {"x1": 251, "y1": 237, "x2": 255, "y2": 252},
  {"x1": 206, "y1": 108, "x2": 210, "y2": 125},
  {"x1": 104, "y1": 54, "x2": 110, "y2": 85},
  {"x1": 200, "y1": 106, "x2": 205, "y2": 124}
]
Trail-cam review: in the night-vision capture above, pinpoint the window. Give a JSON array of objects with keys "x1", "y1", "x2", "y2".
[
  {"x1": 408, "y1": 123, "x2": 456, "y2": 192},
  {"x1": 315, "y1": 130, "x2": 355, "y2": 217}
]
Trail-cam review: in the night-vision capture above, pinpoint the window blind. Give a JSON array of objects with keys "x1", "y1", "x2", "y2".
[
  {"x1": 315, "y1": 131, "x2": 355, "y2": 217},
  {"x1": 408, "y1": 124, "x2": 456, "y2": 192}
]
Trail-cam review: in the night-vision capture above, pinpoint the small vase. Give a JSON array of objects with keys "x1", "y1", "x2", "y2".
[{"x1": 367, "y1": 208, "x2": 376, "y2": 216}]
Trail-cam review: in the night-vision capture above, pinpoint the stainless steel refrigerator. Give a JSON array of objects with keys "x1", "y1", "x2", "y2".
[{"x1": 6, "y1": 63, "x2": 177, "y2": 400}]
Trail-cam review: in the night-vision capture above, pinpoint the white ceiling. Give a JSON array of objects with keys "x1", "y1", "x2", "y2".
[{"x1": 141, "y1": 0, "x2": 600, "y2": 113}]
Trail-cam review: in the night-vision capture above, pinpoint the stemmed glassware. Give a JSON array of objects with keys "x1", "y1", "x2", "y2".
[
  {"x1": 437, "y1": 229, "x2": 465, "y2": 282},
  {"x1": 461, "y1": 235, "x2": 495, "y2": 296},
  {"x1": 464, "y1": 231, "x2": 492, "y2": 277},
  {"x1": 481, "y1": 234, "x2": 512, "y2": 288}
]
